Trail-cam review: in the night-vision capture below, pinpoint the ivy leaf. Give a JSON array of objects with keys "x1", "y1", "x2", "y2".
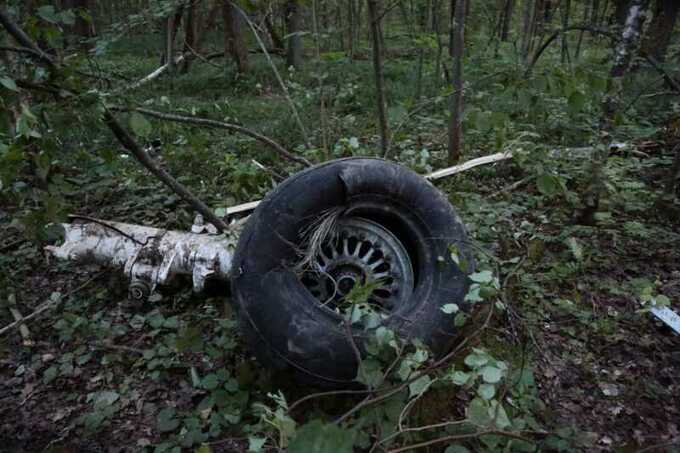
[
  {"x1": 288, "y1": 419, "x2": 354, "y2": 453},
  {"x1": 566, "y1": 237, "x2": 583, "y2": 261},
  {"x1": 568, "y1": 90, "x2": 586, "y2": 114},
  {"x1": 36, "y1": 5, "x2": 59, "y2": 23},
  {"x1": 409, "y1": 375, "x2": 433, "y2": 398},
  {"x1": 536, "y1": 174, "x2": 562, "y2": 197},
  {"x1": 156, "y1": 407, "x2": 180, "y2": 433},
  {"x1": 489, "y1": 401, "x2": 512, "y2": 429},
  {"x1": 202, "y1": 373, "x2": 220, "y2": 390},
  {"x1": 248, "y1": 437, "x2": 267, "y2": 452},
  {"x1": 441, "y1": 303, "x2": 459, "y2": 314},
  {"x1": 464, "y1": 352, "x2": 489, "y2": 368},
  {"x1": 129, "y1": 112, "x2": 152, "y2": 138},
  {"x1": 43, "y1": 365, "x2": 58, "y2": 384},
  {"x1": 467, "y1": 397, "x2": 491, "y2": 426},
  {"x1": 478, "y1": 383, "x2": 496, "y2": 400},
  {"x1": 451, "y1": 370, "x2": 471, "y2": 386},
  {"x1": 469, "y1": 270, "x2": 493, "y2": 284},
  {"x1": 481, "y1": 366, "x2": 502, "y2": 384},
  {"x1": 445, "y1": 445, "x2": 471, "y2": 453},
  {"x1": 356, "y1": 359, "x2": 383, "y2": 388},
  {"x1": 0, "y1": 77, "x2": 18, "y2": 92}
]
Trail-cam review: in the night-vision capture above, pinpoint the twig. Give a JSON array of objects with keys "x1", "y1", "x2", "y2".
[
  {"x1": 0, "y1": 274, "x2": 101, "y2": 337},
  {"x1": 115, "y1": 106, "x2": 311, "y2": 167},
  {"x1": 221, "y1": 151, "x2": 515, "y2": 217},
  {"x1": 644, "y1": 56, "x2": 680, "y2": 93},
  {"x1": 103, "y1": 109, "x2": 230, "y2": 231}
]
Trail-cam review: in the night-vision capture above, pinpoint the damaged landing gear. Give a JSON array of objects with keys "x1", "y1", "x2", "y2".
[{"x1": 48, "y1": 158, "x2": 474, "y2": 386}]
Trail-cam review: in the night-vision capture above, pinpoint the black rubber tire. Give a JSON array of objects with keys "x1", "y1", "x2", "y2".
[{"x1": 230, "y1": 158, "x2": 474, "y2": 386}]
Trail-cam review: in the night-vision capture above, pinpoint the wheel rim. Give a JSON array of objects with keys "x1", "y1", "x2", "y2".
[{"x1": 300, "y1": 217, "x2": 414, "y2": 313}]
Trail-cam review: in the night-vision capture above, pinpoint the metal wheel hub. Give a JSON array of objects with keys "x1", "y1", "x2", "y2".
[{"x1": 301, "y1": 217, "x2": 414, "y2": 312}]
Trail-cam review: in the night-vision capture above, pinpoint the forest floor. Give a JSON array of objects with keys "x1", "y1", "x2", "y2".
[{"x1": 1, "y1": 39, "x2": 680, "y2": 453}]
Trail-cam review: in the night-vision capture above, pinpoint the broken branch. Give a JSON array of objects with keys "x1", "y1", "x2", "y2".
[
  {"x1": 116, "y1": 106, "x2": 311, "y2": 167},
  {"x1": 103, "y1": 109, "x2": 230, "y2": 232}
]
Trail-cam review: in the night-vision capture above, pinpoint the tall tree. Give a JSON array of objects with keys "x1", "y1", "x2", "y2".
[
  {"x1": 448, "y1": 0, "x2": 467, "y2": 165},
  {"x1": 285, "y1": 0, "x2": 303, "y2": 69},
  {"x1": 222, "y1": 0, "x2": 249, "y2": 74},
  {"x1": 520, "y1": 0, "x2": 534, "y2": 60},
  {"x1": 500, "y1": 0, "x2": 515, "y2": 41},
  {"x1": 640, "y1": 0, "x2": 680, "y2": 62},
  {"x1": 367, "y1": 0, "x2": 390, "y2": 154}
]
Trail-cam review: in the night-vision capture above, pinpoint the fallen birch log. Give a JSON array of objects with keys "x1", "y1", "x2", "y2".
[{"x1": 225, "y1": 151, "x2": 514, "y2": 217}]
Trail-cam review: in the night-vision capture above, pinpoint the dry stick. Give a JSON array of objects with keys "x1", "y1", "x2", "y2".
[
  {"x1": 0, "y1": 274, "x2": 101, "y2": 337},
  {"x1": 115, "y1": 106, "x2": 311, "y2": 167},
  {"x1": 231, "y1": 2, "x2": 311, "y2": 148},
  {"x1": 225, "y1": 151, "x2": 514, "y2": 216},
  {"x1": 103, "y1": 109, "x2": 229, "y2": 232}
]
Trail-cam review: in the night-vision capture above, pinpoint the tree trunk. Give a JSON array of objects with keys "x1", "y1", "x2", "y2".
[
  {"x1": 448, "y1": 0, "x2": 467, "y2": 165},
  {"x1": 265, "y1": 13, "x2": 285, "y2": 51},
  {"x1": 560, "y1": 0, "x2": 571, "y2": 64},
  {"x1": 577, "y1": 0, "x2": 648, "y2": 225},
  {"x1": 286, "y1": 0, "x2": 304, "y2": 69},
  {"x1": 222, "y1": 0, "x2": 249, "y2": 74},
  {"x1": 640, "y1": 0, "x2": 680, "y2": 63},
  {"x1": 348, "y1": 0, "x2": 356, "y2": 60},
  {"x1": 500, "y1": 0, "x2": 515, "y2": 41},
  {"x1": 520, "y1": 0, "x2": 534, "y2": 60},
  {"x1": 180, "y1": 3, "x2": 195, "y2": 74},
  {"x1": 367, "y1": 0, "x2": 390, "y2": 154}
]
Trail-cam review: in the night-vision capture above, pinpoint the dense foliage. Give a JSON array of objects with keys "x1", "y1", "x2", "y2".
[{"x1": 1, "y1": 0, "x2": 679, "y2": 452}]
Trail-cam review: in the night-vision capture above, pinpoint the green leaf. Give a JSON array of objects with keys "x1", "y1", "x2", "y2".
[
  {"x1": 481, "y1": 366, "x2": 502, "y2": 384},
  {"x1": 202, "y1": 373, "x2": 220, "y2": 390},
  {"x1": 288, "y1": 419, "x2": 354, "y2": 453},
  {"x1": 129, "y1": 112, "x2": 152, "y2": 138},
  {"x1": 478, "y1": 383, "x2": 496, "y2": 400},
  {"x1": 566, "y1": 237, "x2": 583, "y2": 261},
  {"x1": 536, "y1": 174, "x2": 562, "y2": 197},
  {"x1": 469, "y1": 270, "x2": 493, "y2": 284},
  {"x1": 451, "y1": 370, "x2": 471, "y2": 386},
  {"x1": 568, "y1": 90, "x2": 586, "y2": 114},
  {"x1": 467, "y1": 397, "x2": 490, "y2": 426},
  {"x1": 409, "y1": 375, "x2": 433, "y2": 398},
  {"x1": 356, "y1": 359, "x2": 383, "y2": 388},
  {"x1": 157, "y1": 407, "x2": 180, "y2": 432},
  {"x1": 43, "y1": 365, "x2": 58, "y2": 384},
  {"x1": 441, "y1": 303, "x2": 459, "y2": 314},
  {"x1": 464, "y1": 352, "x2": 489, "y2": 368},
  {"x1": 94, "y1": 390, "x2": 120, "y2": 406},
  {"x1": 37, "y1": 5, "x2": 59, "y2": 23},
  {"x1": 0, "y1": 77, "x2": 18, "y2": 92},
  {"x1": 489, "y1": 401, "x2": 512, "y2": 429},
  {"x1": 248, "y1": 437, "x2": 267, "y2": 452}
]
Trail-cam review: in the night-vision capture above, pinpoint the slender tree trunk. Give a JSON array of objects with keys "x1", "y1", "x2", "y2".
[
  {"x1": 222, "y1": 0, "x2": 249, "y2": 74},
  {"x1": 448, "y1": 0, "x2": 467, "y2": 165},
  {"x1": 520, "y1": 0, "x2": 534, "y2": 61},
  {"x1": 577, "y1": 0, "x2": 648, "y2": 225},
  {"x1": 500, "y1": 0, "x2": 515, "y2": 41},
  {"x1": 180, "y1": 3, "x2": 195, "y2": 73},
  {"x1": 286, "y1": 0, "x2": 303, "y2": 69},
  {"x1": 348, "y1": 0, "x2": 356, "y2": 60},
  {"x1": 560, "y1": 0, "x2": 571, "y2": 64},
  {"x1": 575, "y1": 0, "x2": 591, "y2": 59},
  {"x1": 640, "y1": 0, "x2": 680, "y2": 63},
  {"x1": 265, "y1": 13, "x2": 285, "y2": 51},
  {"x1": 367, "y1": 0, "x2": 390, "y2": 154}
]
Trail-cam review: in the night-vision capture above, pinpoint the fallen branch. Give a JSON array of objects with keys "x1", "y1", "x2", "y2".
[
  {"x1": 223, "y1": 152, "x2": 514, "y2": 217},
  {"x1": 425, "y1": 151, "x2": 513, "y2": 180},
  {"x1": 116, "y1": 106, "x2": 311, "y2": 167},
  {"x1": 103, "y1": 109, "x2": 230, "y2": 231}
]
